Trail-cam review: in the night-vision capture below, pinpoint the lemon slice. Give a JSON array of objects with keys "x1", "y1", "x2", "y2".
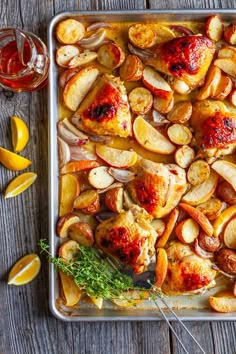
[
  {"x1": 11, "y1": 115, "x2": 29, "y2": 152},
  {"x1": 0, "y1": 147, "x2": 32, "y2": 170},
  {"x1": 4, "y1": 172, "x2": 37, "y2": 198},
  {"x1": 8, "y1": 254, "x2": 41, "y2": 286}
]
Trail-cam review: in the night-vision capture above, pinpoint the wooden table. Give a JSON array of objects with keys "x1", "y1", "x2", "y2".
[{"x1": 0, "y1": 1, "x2": 236, "y2": 353}]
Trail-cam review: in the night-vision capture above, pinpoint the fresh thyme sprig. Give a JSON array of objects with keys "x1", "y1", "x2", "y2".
[{"x1": 38, "y1": 239, "x2": 146, "y2": 301}]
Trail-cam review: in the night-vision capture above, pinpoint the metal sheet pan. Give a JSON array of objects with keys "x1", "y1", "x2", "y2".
[{"x1": 48, "y1": 9, "x2": 236, "y2": 321}]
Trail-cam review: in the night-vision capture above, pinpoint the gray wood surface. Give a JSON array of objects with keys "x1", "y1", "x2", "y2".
[{"x1": 0, "y1": 1, "x2": 235, "y2": 353}]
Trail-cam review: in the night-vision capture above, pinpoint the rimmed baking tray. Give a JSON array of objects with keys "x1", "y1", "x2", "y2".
[{"x1": 48, "y1": 9, "x2": 236, "y2": 321}]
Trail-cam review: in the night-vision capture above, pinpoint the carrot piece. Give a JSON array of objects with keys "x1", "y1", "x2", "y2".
[{"x1": 156, "y1": 208, "x2": 179, "y2": 248}]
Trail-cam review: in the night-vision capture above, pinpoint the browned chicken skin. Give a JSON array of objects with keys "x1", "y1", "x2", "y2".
[
  {"x1": 95, "y1": 206, "x2": 157, "y2": 273},
  {"x1": 191, "y1": 100, "x2": 236, "y2": 158},
  {"x1": 127, "y1": 159, "x2": 187, "y2": 218},
  {"x1": 162, "y1": 242, "x2": 216, "y2": 295},
  {"x1": 72, "y1": 74, "x2": 132, "y2": 137},
  {"x1": 145, "y1": 35, "x2": 216, "y2": 89}
]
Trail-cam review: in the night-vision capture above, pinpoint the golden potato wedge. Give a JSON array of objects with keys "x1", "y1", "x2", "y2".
[
  {"x1": 155, "y1": 25, "x2": 175, "y2": 44},
  {"x1": 174, "y1": 145, "x2": 195, "y2": 169},
  {"x1": 142, "y1": 66, "x2": 173, "y2": 99},
  {"x1": 205, "y1": 15, "x2": 224, "y2": 42},
  {"x1": 168, "y1": 77, "x2": 191, "y2": 94},
  {"x1": 128, "y1": 87, "x2": 153, "y2": 115},
  {"x1": 187, "y1": 160, "x2": 210, "y2": 186},
  {"x1": 88, "y1": 166, "x2": 114, "y2": 189},
  {"x1": 128, "y1": 23, "x2": 156, "y2": 48},
  {"x1": 212, "y1": 74, "x2": 232, "y2": 100},
  {"x1": 56, "y1": 45, "x2": 80, "y2": 67},
  {"x1": 212, "y1": 160, "x2": 236, "y2": 192},
  {"x1": 97, "y1": 43, "x2": 125, "y2": 69},
  {"x1": 179, "y1": 203, "x2": 214, "y2": 236},
  {"x1": 151, "y1": 219, "x2": 166, "y2": 238},
  {"x1": 213, "y1": 205, "x2": 236, "y2": 237},
  {"x1": 175, "y1": 218, "x2": 200, "y2": 244},
  {"x1": 56, "y1": 19, "x2": 85, "y2": 44},
  {"x1": 68, "y1": 222, "x2": 94, "y2": 247},
  {"x1": 56, "y1": 213, "x2": 81, "y2": 238},
  {"x1": 198, "y1": 231, "x2": 220, "y2": 252},
  {"x1": 63, "y1": 66, "x2": 99, "y2": 111},
  {"x1": 196, "y1": 65, "x2": 222, "y2": 100},
  {"x1": 224, "y1": 23, "x2": 236, "y2": 45},
  {"x1": 167, "y1": 124, "x2": 192, "y2": 145},
  {"x1": 209, "y1": 290, "x2": 236, "y2": 313},
  {"x1": 119, "y1": 54, "x2": 143, "y2": 82},
  {"x1": 104, "y1": 187, "x2": 123, "y2": 213},
  {"x1": 68, "y1": 51, "x2": 98, "y2": 68},
  {"x1": 59, "y1": 271, "x2": 82, "y2": 307},
  {"x1": 96, "y1": 145, "x2": 137, "y2": 168},
  {"x1": 58, "y1": 240, "x2": 80, "y2": 263},
  {"x1": 153, "y1": 94, "x2": 174, "y2": 114},
  {"x1": 156, "y1": 208, "x2": 179, "y2": 248},
  {"x1": 218, "y1": 45, "x2": 236, "y2": 60},
  {"x1": 196, "y1": 198, "x2": 222, "y2": 221},
  {"x1": 182, "y1": 169, "x2": 218, "y2": 206},
  {"x1": 167, "y1": 101, "x2": 192, "y2": 124},
  {"x1": 229, "y1": 88, "x2": 236, "y2": 107},
  {"x1": 97, "y1": 182, "x2": 123, "y2": 194},
  {"x1": 81, "y1": 192, "x2": 100, "y2": 215},
  {"x1": 214, "y1": 58, "x2": 236, "y2": 79},
  {"x1": 224, "y1": 217, "x2": 236, "y2": 249},
  {"x1": 74, "y1": 189, "x2": 98, "y2": 209},
  {"x1": 216, "y1": 181, "x2": 236, "y2": 206},
  {"x1": 59, "y1": 174, "x2": 80, "y2": 217},
  {"x1": 155, "y1": 248, "x2": 168, "y2": 289}
]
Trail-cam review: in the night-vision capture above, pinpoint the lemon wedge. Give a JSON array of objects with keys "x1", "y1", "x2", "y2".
[
  {"x1": 8, "y1": 254, "x2": 41, "y2": 286},
  {"x1": 11, "y1": 115, "x2": 29, "y2": 152},
  {"x1": 4, "y1": 172, "x2": 37, "y2": 198},
  {"x1": 0, "y1": 147, "x2": 32, "y2": 170}
]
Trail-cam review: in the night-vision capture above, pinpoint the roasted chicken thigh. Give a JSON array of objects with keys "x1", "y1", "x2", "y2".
[{"x1": 95, "y1": 206, "x2": 157, "y2": 273}]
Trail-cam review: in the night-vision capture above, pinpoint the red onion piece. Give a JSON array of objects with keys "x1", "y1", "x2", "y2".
[
  {"x1": 193, "y1": 239, "x2": 214, "y2": 259},
  {"x1": 57, "y1": 121, "x2": 88, "y2": 146},
  {"x1": 87, "y1": 22, "x2": 112, "y2": 31},
  {"x1": 78, "y1": 29, "x2": 106, "y2": 49},
  {"x1": 212, "y1": 265, "x2": 236, "y2": 279},
  {"x1": 57, "y1": 137, "x2": 70, "y2": 167},
  {"x1": 128, "y1": 43, "x2": 153, "y2": 59},
  {"x1": 152, "y1": 110, "x2": 169, "y2": 125},
  {"x1": 69, "y1": 145, "x2": 97, "y2": 161},
  {"x1": 58, "y1": 68, "x2": 79, "y2": 89},
  {"x1": 169, "y1": 25, "x2": 194, "y2": 36},
  {"x1": 95, "y1": 211, "x2": 117, "y2": 223},
  {"x1": 62, "y1": 118, "x2": 88, "y2": 142},
  {"x1": 108, "y1": 167, "x2": 135, "y2": 183}
]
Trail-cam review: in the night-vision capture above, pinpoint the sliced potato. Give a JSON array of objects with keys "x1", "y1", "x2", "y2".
[
  {"x1": 224, "y1": 217, "x2": 236, "y2": 249},
  {"x1": 128, "y1": 87, "x2": 153, "y2": 115},
  {"x1": 167, "y1": 124, "x2": 192, "y2": 145},
  {"x1": 175, "y1": 218, "x2": 200, "y2": 244},
  {"x1": 196, "y1": 198, "x2": 222, "y2": 221},
  {"x1": 56, "y1": 213, "x2": 81, "y2": 238},
  {"x1": 212, "y1": 74, "x2": 233, "y2": 100},
  {"x1": 218, "y1": 45, "x2": 236, "y2": 60},
  {"x1": 215, "y1": 248, "x2": 236, "y2": 274},
  {"x1": 58, "y1": 240, "x2": 80, "y2": 263},
  {"x1": 153, "y1": 94, "x2": 174, "y2": 114},
  {"x1": 104, "y1": 187, "x2": 124, "y2": 213},
  {"x1": 214, "y1": 58, "x2": 236, "y2": 79},
  {"x1": 224, "y1": 23, "x2": 236, "y2": 45},
  {"x1": 209, "y1": 290, "x2": 236, "y2": 313},
  {"x1": 56, "y1": 45, "x2": 80, "y2": 67},
  {"x1": 155, "y1": 25, "x2": 175, "y2": 44},
  {"x1": 196, "y1": 65, "x2": 222, "y2": 100},
  {"x1": 59, "y1": 271, "x2": 81, "y2": 307},
  {"x1": 183, "y1": 169, "x2": 218, "y2": 206},
  {"x1": 168, "y1": 77, "x2": 191, "y2": 95},
  {"x1": 74, "y1": 189, "x2": 98, "y2": 209},
  {"x1": 81, "y1": 192, "x2": 100, "y2": 215},
  {"x1": 212, "y1": 160, "x2": 236, "y2": 192},
  {"x1": 205, "y1": 15, "x2": 224, "y2": 42},
  {"x1": 68, "y1": 222, "x2": 94, "y2": 247},
  {"x1": 68, "y1": 51, "x2": 98, "y2": 68},
  {"x1": 151, "y1": 219, "x2": 166, "y2": 238},
  {"x1": 142, "y1": 66, "x2": 173, "y2": 99},
  {"x1": 119, "y1": 54, "x2": 143, "y2": 82},
  {"x1": 96, "y1": 145, "x2": 137, "y2": 168},
  {"x1": 128, "y1": 23, "x2": 156, "y2": 48},
  {"x1": 174, "y1": 145, "x2": 195, "y2": 168},
  {"x1": 167, "y1": 101, "x2": 192, "y2": 124},
  {"x1": 198, "y1": 231, "x2": 220, "y2": 252},
  {"x1": 63, "y1": 66, "x2": 99, "y2": 111},
  {"x1": 56, "y1": 19, "x2": 85, "y2": 44},
  {"x1": 187, "y1": 160, "x2": 210, "y2": 186},
  {"x1": 155, "y1": 248, "x2": 168, "y2": 289},
  {"x1": 213, "y1": 205, "x2": 236, "y2": 237},
  {"x1": 88, "y1": 166, "x2": 114, "y2": 189},
  {"x1": 97, "y1": 43, "x2": 125, "y2": 69}
]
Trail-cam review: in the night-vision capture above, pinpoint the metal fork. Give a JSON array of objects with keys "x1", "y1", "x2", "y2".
[{"x1": 97, "y1": 251, "x2": 207, "y2": 354}]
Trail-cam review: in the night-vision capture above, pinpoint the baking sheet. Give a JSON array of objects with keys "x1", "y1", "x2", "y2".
[{"x1": 48, "y1": 9, "x2": 236, "y2": 321}]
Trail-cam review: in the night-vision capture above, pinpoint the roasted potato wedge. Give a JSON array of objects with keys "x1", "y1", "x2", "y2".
[
  {"x1": 128, "y1": 23, "x2": 156, "y2": 48},
  {"x1": 129, "y1": 87, "x2": 153, "y2": 115},
  {"x1": 56, "y1": 19, "x2": 85, "y2": 44}
]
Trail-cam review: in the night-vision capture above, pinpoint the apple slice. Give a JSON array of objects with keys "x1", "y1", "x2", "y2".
[
  {"x1": 175, "y1": 218, "x2": 200, "y2": 244},
  {"x1": 61, "y1": 160, "x2": 100, "y2": 174},
  {"x1": 196, "y1": 65, "x2": 222, "y2": 100},
  {"x1": 213, "y1": 205, "x2": 236, "y2": 237},
  {"x1": 74, "y1": 189, "x2": 98, "y2": 209},
  {"x1": 214, "y1": 58, "x2": 236, "y2": 79},
  {"x1": 133, "y1": 116, "x2": 176, "y2": 155},
  {"x1": 224, "y1": 217, "x2": 236, "y2": 249},
  {"x1": 96, "y1": 145, "x2": 137, "y2": 168},
  {"x1": 205, "y1": 15, "x2": 224, "y2": 42},
  {"x1": 68, "y1": 222, "x2": 94, "y2": 247},
  {"x1": 56, "y1": 213, "x2": 81, "y2": 238},
  {"x1": 218, "y1": 45, "x2": 236, "y2": 60},
  {"x1": 59, "y1": 174, "x2": 80, "y2": 217},
  {"x1": 104, "y1": 187, "x2": 124, "y2": 213},
  {"x1": 59, "y1": 270, "x2": 82, "y2": 307},
  {"x1": 142, "y1": 66, "x2": 173, "y2": 98},
  {"x1": 209, "y1": 290, "x2": 236, "y2": 313},
  {"x1": 212, "y1": 74, "x2": 233, "y2": 100},
  {"x1": 155, "y1": 248, "x2": 168, "y2": 289},
  {"x1": 179, "y1": 203, "x2": 214, "y2": 236},
  {"x1": 88, "y1": 166, "x2": 114, "y2": 189},
  {"x1": 182, "y1": 169, "x2": 218, "y2": 206},
  {"x1": 211, "y1": 160, "x2": 236, "y2": 192}
]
